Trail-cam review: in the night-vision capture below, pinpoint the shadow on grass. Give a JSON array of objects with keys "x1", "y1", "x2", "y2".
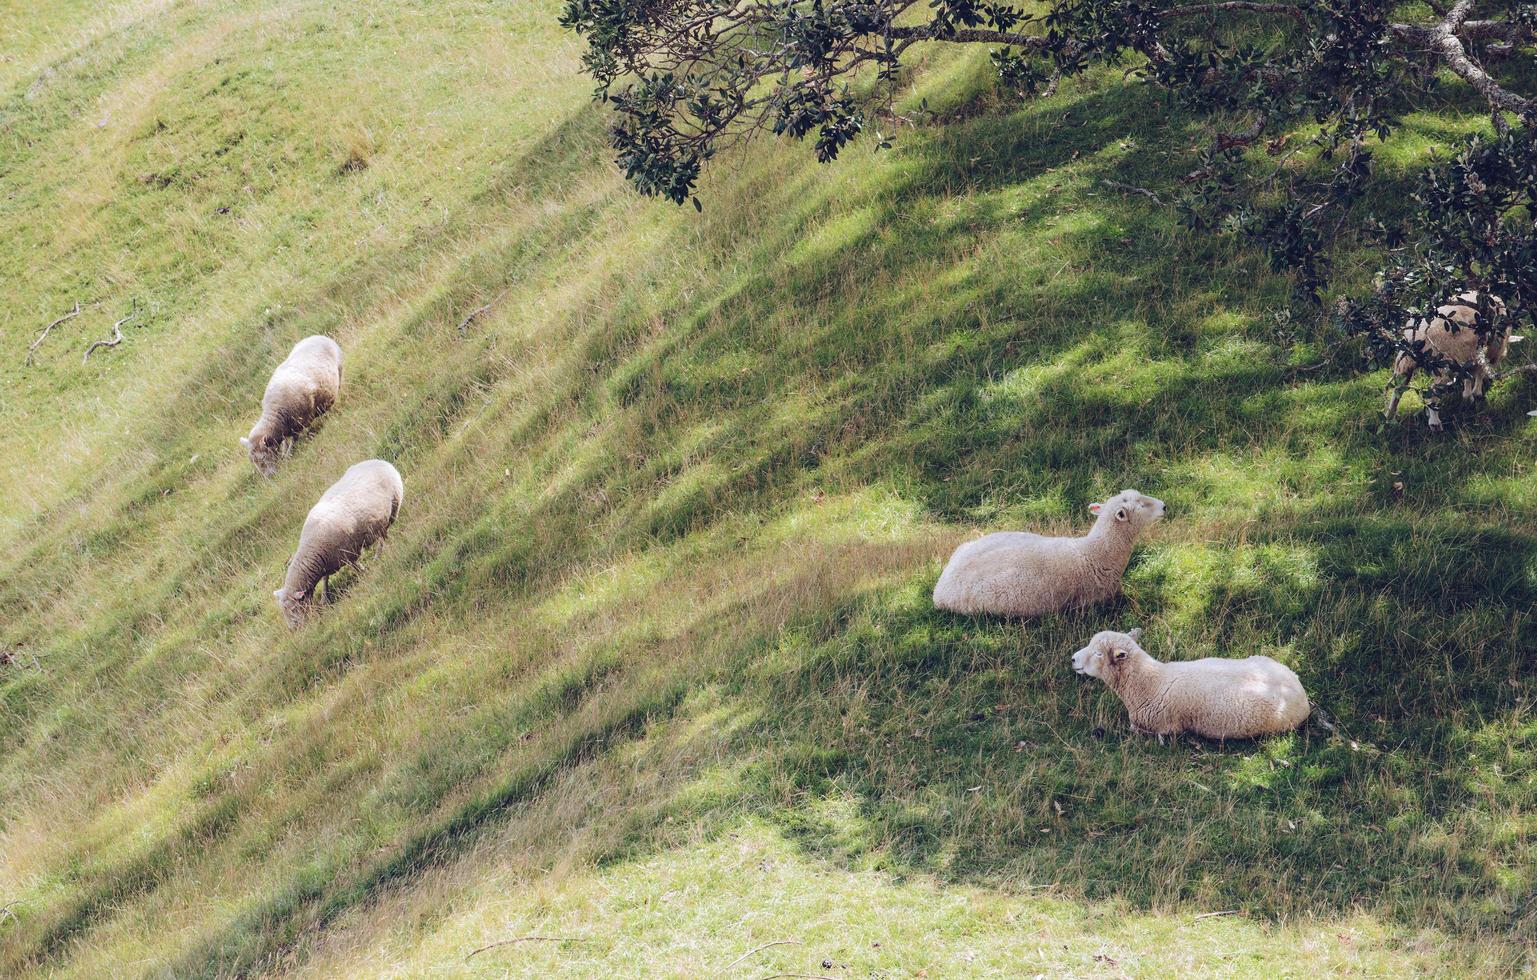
[
  {"x1": 734, "y1": 504, "x2": 1537, "y2": 946},
  {"x1": 6, "y1": 51, "x2": 1537, "y2": 977}
]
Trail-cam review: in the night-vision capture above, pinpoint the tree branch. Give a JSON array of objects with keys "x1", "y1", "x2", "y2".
[
  {"x1": 1442, "y1": 0, "x2": 1477, "y2": 32},
  {"x1": 25, "y1": 302, "x2": 83, "y2": 366},
  {"x1": 1102, "y1": 179, "x2": 1165, "y2": 205},
  {"x1": 465, "y1": 936, "x2": 587, "y2": 960},
  {"x1": 1432, "y1": 28, "x2": 1533, "y2": 118},
  {"x1": 83, "y1": 303, "x2": 136, "y2": 363},
  {"x1": 725, "y1": 940, "x2": 802, "y2": 970},
  {"x1": 1213, "y1": 115, "x2": 1269, "y2": 152},
  {"x1": 1389, "y1": 19, "x2": 1534, "y2": 120}
]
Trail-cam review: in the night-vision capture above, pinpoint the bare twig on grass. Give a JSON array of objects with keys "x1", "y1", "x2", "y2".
[
  {"x1": 457, "y1": 286, "x2": 512, "y2": 334},
  {"x1": 26, "y1": 302, "x2": 83, "y2": 365},
  {"x1": 1100, "y1": 180, "x2": 1164, "y2": 206},
  {"x1": 725, "y1": 940, "x2": 802, "y2": 970},
  {"x1": 457, "y1": 303, "x2": 493, "y2": 334},
  {"x1": 1193, "y1": 909, "x2": 1240, "y2": 920},
  {"x1": 465, "y1": 935, "x2": 587, "y2": 960},
  {"x1": 756, "y1": 974, "x2": 836, "y2": 980},
  {"x1": 0, "y1": 648, "x2": 40, "y2": 671},
  {"x1": 0, "y1": 902, "x2": 18, "y2": 925},
  {"x1": 83, "y1": 302, "x2": 137, "y2": 363}
]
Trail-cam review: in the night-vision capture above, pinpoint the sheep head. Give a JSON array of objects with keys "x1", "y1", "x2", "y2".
[
  {"x1": 1071, "y1": 628, "x2": 1149, "y2": 687},
  {"x1": 1088, "y1": 489, "x2": 1166, "y2": 536},
  {"x1": 242, "y1": 432, "x2": 280, "y2": 478},
  {"x1": 273, "y1": 587, "x2": 311, "y2": 629}
]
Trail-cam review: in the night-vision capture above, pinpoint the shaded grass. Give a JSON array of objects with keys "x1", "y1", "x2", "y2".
[{"x1": 1, "y1": 1, "x2": 1535, "y2": 977}]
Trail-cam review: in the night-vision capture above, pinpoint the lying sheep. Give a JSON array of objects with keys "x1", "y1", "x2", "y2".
[
  {"x1": 1071, "y1": 628, "x2": 1310, "y2": 740},
  {"x1": 274, "y1": 459, "x2": 403, "y2": 629},
  {"x1": 1384, "y1": 292, "x2": 1523, "y2": 430},
  {"x1": 932, "y1": 490, "x2": 1165, "y2": 617},
  {"x1": 242, "y1": 335, "x2": 343, "y2": 477}
]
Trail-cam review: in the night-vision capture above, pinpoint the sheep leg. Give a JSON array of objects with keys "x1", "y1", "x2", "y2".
[
  {"x1": 1383, "y1": 379, "x2": 1408, "y2": 419},
  {"x1": 1426, "y1": 404, "x2": 1444, "y2": 432},
  {"x1": 322, "y1": 575, "x2": 332, "y2": 603}
]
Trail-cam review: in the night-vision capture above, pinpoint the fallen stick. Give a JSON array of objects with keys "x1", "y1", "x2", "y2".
[
  {"x1": 26, "y1": 302, "x2": 83, "y2": 365},
  {"x1": 456, "y1": 285, "x2": 512, "y2": 334},
  {"x1": 465, "y1": 935, "x2": 586, "y2": 960},
  {"x1": 457, "y1": 303, "x2": 493, "y2": 334},
  {"x1": 725, "y1": 940, "x2": 802, "y2": 971},
  {"x1": 84, "y1": 304, "x2": 137, "y2": 363},
  {"x1": 1101, "y1": 179, "x2": 1164, "y2": 206},
  {"x1": 0, "y1": 649, "x2": 40, "y2": 671},
  {"x1": 1193, "y1": 909, "x2": 1240, "y2": 920}
]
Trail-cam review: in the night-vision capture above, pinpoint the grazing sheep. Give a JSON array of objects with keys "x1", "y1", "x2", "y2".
[
  {"x1": 241, "y1": 335, "x2": 343, "y2": 476},
  {"x1": 932, "y1": 490, "x2": 1166, "y2": 617},
  {"x1": 1071, "y1": 628, "x2": 1310, "y2": 740},
  {"x1": 274, "y1": 459, "x2": 403, "y2": 629},
  {"x1": 1384, "y1": 292, "x2": 1523, "y2": 430}
]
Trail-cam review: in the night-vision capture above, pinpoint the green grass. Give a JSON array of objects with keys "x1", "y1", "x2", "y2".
[{"x1": 1, "y1": 1, "x2": 1535, "y2": 976}]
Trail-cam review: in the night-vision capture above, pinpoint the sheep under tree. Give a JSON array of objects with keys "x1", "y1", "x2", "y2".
[
  {"x1": 1383, "y1": 291, "x2": 1524, "y2": 429},
  {"x1": 564, "y1": 0, "x2": 1537, "y2": 423}
]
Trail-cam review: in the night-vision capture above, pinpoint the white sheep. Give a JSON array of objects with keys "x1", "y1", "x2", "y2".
[
  {"x1": 241, "y1": 335, "x2": 343, "y2": 477},
  {"x1": 274, "y1": 459, "x2": 403, "y2": 629},
  {"x1": 932, "y1": 490, "x2": 1165, "y2": 617},
  {"x1": 1384, "y1": 292, "x2": 1523, "y2": 430},
  {"x1": 1071, "y1": 628, "x2": 1310, "y2": 740}
]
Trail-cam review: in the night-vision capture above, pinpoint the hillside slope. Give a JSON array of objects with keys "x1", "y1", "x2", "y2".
[{"x1": 2, "y1": 1, "x2": 1535, "y2": 976}]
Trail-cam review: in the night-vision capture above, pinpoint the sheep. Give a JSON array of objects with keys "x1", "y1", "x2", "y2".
[
  {"x1": 1384, "y1": 292, "x2": 1523, "y2": 430},
  {"x1": 274, "y1": 459, "x2": 403, "y2": 629},
  {"x1": 241, "y1": 335, "x2": 343, "y2": 476},
  {"x1": 1071, "y1": 628, "x2": 1310, "y2": 741},
  {"x1": 932, "y1": 490, "x2": 1165, "y2": 618}
]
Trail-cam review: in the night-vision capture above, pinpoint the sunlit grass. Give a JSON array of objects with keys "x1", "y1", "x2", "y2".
[{"x1": 297, "y1": 819, "x2": 1510, "y2": 978}]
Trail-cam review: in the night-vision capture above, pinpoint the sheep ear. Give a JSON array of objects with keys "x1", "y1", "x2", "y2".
[
  {"x1": 240, "y1": 436, "x2": 252, "y2": 448},
  {"x1": 1128, "y1": 628, "x2": 1143, "y2": 641},
  {"x1": 1088, "y1": 502, "x2": 1102, "y2": 514}
]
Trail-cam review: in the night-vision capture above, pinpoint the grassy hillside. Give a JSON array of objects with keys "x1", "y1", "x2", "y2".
[{"x1": 2, "y1": 1, "x2": 1534, "y2": 976}]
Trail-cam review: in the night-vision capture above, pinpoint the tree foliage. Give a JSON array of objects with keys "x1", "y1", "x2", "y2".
[{"x1": 563, "y1": 0, "x2": 1537, "y2": 422}]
